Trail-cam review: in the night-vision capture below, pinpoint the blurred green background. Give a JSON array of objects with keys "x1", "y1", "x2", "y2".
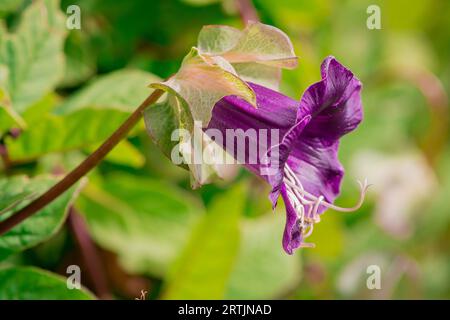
[{"x1": 0, "y1": 0, "x2": 449, "y2": 299}]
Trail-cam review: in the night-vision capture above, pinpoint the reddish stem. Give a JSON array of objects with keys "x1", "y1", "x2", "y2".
[
  {"x1": 0, "y1": 89, "x2": 164, "y2": 236},
  {"x1": 68, "y1": 208, "x2": 111, "y2": 299},
  {"x1": 236, "y1": 0, "x2": 260, "y2": 24}
]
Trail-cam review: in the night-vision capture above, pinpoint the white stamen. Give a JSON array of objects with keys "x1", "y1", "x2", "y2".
[
  {"x1": 300, "y1": 242, "x2": 316, "y2": 248},
  {"x1": 311, "y1": 195, "x2": 323, "y2": 222},
  {"x1": 283, "y1": 164, "x2": 370, "y2": 247},
  {"x1": 303, "y1": 223, "x2": 314, "y2": 238}
]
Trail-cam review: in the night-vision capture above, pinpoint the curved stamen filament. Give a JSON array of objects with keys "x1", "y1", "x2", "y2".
[
  {"x1": 311, "y1": 195, "x2": 323, "y2": 222},
  {"x1": 300, "y1": 242, "x2": 315, "y2": 248},
  {"x1": 283, "y1": 164, "x2": 370, "y2": 213},
  {"x1": 303, "y1": 223, "x2": 314, "y2": 238},
  {"x1": 284, "y1": 166, "x2": 314, "y2": 205},
  {"x1": 282, "y1": 163, "x2": 370, "y2": 246}
]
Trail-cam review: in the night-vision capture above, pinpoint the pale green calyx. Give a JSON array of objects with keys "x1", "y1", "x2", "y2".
[
  {"x1": 146, "y1": 22, "x2": 298, "y2": 187},
  {"x1": 151, "y1": 47, "x2": 256, "y2": 127},
  {"x1": 150, "y1": 21, "x2": 298, "y2": 128},
  {"x1": 197, "y1": 21, "x2": 298, "y2": 90}
]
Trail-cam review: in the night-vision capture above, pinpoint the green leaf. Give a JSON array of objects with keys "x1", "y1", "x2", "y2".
[
  {"x1": 0, "y1": 0, "x2": 24, "y2": 17},
  {"x1": 0, "y1": 106, "x2": 23, "y2": 135},
  {"x1": 60, "y1": 31, "x2": 96, "y2": 88},
  {"x1": 226, "y1": 213, "x2": 301, "y2": 299},
  {"x1": 7, "y1": 108, "x2": 132, "y2": 162},
  {"x1": 55, "y1": 69, "x2": 160, "y2": 115},
  {"x1": 78, "y1": 173, "x2": 204, "y2": 277},
  {"x1": 0, "y1": 175, "x2": 82, "y2": 261},
  {"x1": 0, "y1": 67, "x2": 26, "y2": 134},
  {"x1": 181, "y1": 0, "x2": 221, "y2": 6},
  {"x1": 0, "y1": 266, "x2": 94, "y2": 299},
  {"x1": 0, "y1": 97, "x2": 24, "y2": 135},
  {"x1": 7, "y1": 69, "x2": 160, "y2": 161},
  {"x1": 0, "y1": 190, "x2": 35, "y2": 217},
  {"x1": 86, "y1": 140, "x2": 145, "y2": 168},
  {"x1": 163, "y1": 183, "x2": 245, "y2": 299},
  {"x1": 0, "y1": 0, "x2": 66, "y2": 113}
]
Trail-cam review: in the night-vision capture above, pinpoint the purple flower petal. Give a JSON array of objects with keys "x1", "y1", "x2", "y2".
[
  {"x1": 206, "y1": 56, "x2": 363, "y2": 254},
  {"x1": 207, "y1": 81, "x2": 299, "y2": 174},
  {"x1": 287, "y1": 56, "x2": 363, "y2": 207},
  {"x1": 297, "y1": 57, "x2": 363, "y2": 145},
  {"x1": 280, "y1": 183, "x2": 303, "y2": 254},
  {"x1": 266, "y1": 115, "x2": 311, "y2": 208}
]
